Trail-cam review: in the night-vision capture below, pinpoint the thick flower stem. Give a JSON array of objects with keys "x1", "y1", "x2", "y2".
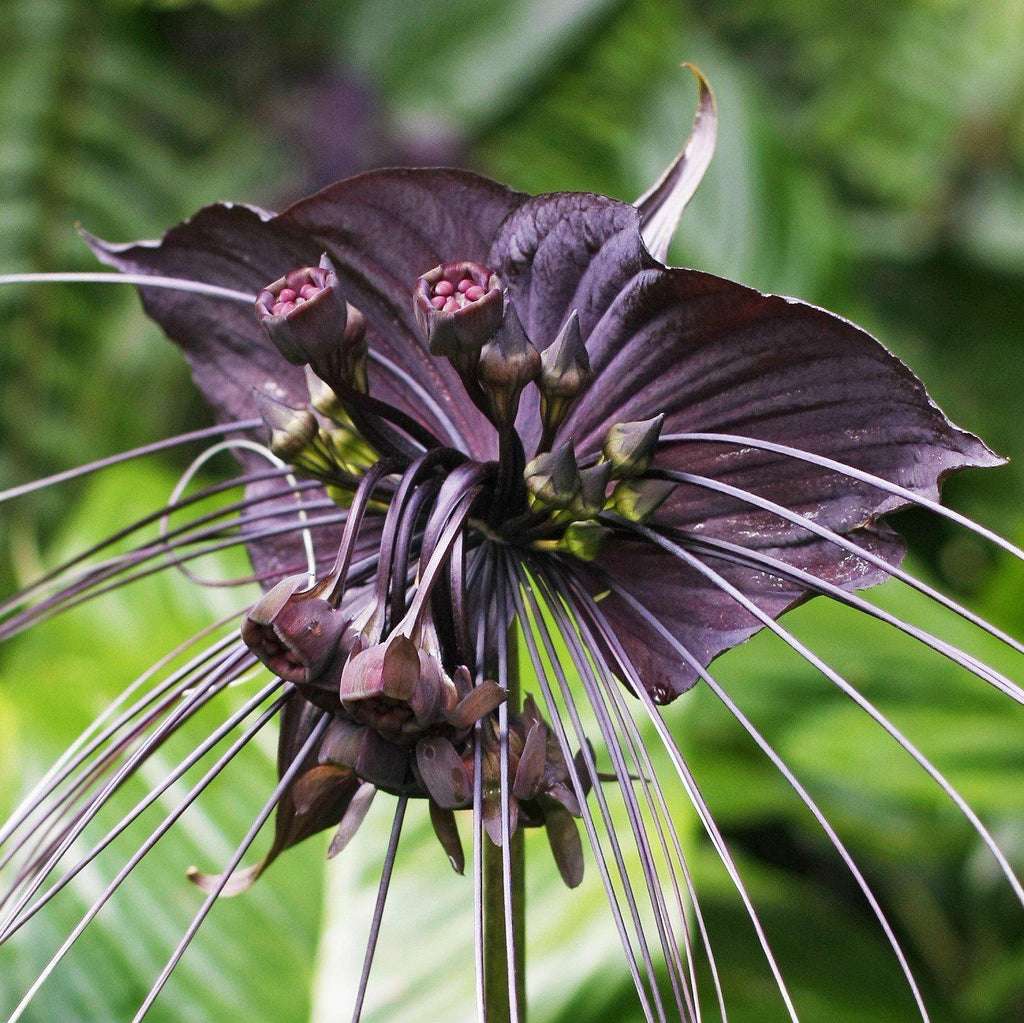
[
  {"x1": 483, "y1": 830, "x2": 525, "y2": 1021},
  {"x1": 483, "y1": 625, "x2": 526, "y2": 1021}
]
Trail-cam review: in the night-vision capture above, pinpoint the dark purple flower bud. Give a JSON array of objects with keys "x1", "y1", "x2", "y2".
[
  {"x1": 611, "y1": 478, "x2": 676, "y2": 522},
  {"x1": 572, "y1": 462, "x2": 612, "y2": 519},
  {"x1": 339, "y1": 634, "x2": 420, "y2": 705},
  {"x1": 539, "y1": 310, "x2": 592, "y2": 431},
  {"x1": 524, "y1": 442, "x2": 580, "y2": 509},
  {"x1": 602, "y1": 413, "x2": 665, "y2": 478},
  {"x1": 477, "y1": 300, "x2": 541, "y2": 424},
  {"x1": 558, "y1": 520, "x2": 611, "y2": 561},
  {"x1": 413, "y1": 261, "x2": 503, "y2": 357},
  {"x1": 339, "y1": 635, "x2": 461, "y2": 743},
  {"x1": 241, "y1": 574, "x2": 350, "y2": 685},
  {"x1": 256, "y1": 252, "x2": 349, "y2": 367}
]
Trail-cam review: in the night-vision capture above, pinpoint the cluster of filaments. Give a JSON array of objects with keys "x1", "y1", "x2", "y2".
[{"x1": 246, "y1": 253, "x2": 676, "y2": 876}]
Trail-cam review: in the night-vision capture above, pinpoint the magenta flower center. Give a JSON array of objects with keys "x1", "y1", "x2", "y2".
[{"x1": 428, "y1": 268, "x2": 487, "y2": 312}]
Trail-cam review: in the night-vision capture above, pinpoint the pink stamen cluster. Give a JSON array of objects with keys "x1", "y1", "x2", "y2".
[
  {"x1": 428, "y1": 270, "x2": 487, "y2": 313},
  {"x1": 270, "y1": 270, "x2": 326, "y2": 317}
]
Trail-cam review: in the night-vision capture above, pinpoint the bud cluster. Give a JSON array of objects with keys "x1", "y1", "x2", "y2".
[
  {"x1": 241, "y1": 574, "x2": 584, "y2": 883},
  {"x1": 524, "y1": 413, "x2": 673, "y2": 559}
]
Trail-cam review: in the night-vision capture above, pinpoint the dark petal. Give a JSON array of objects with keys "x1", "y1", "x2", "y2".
[
  {"x1": 494, "y1": 193, "x2": 999, "y2": 699},
  {"x1": 489, "y1": 190, "x2": 999, "y2": 529},
  {"x1": 84, "y1": 206, "x2": 314, "y2": 423},
  {"x1": 635, "y1": 63, "x2": 717, "y2": 263},
  {"x1": 577, "y1": 267, "x2": 1000, "y2": 695},
  {"x1": 190, "y1": 698, "x2": 359, "y2": 895},
  {"x1": 446, "y1": 679, "x2": 507, "y2": 730},
  {"x1": 491, "y1": 192, "x2": 643, "y2": 451},
  {"x1": 511, "y1": 722, "x2": 546, "y2": 800},
  {"x1": 415, "y1": 736, "x2": 471, "y2": 809},
  {"x1": 429, "y1": 802, "x2": 466, "y2": 874},
  {"x1": 543, "y1": 801, "x2": 585, "y2": 889},
  {"x1": 581, "y1": 523, "x2": 906, "y2": 703},
  {"x1": 566, "y1": 260, "x2": 1002, "y2": 532}
]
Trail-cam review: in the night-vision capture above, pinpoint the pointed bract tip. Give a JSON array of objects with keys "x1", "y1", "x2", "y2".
[
  {"x1": 540, "y1": 309, "x2": 591, "y2": 398},
  {"x1": 524, "y1": 442, "x2": 581, "y2": 508},
  {"x1": 603, "y1": 413, "x2": 665, "y2": 478}
]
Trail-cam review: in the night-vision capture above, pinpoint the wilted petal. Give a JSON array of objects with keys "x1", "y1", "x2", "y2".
[{"x1": 189, "y1": 700, "x2": 359, "y2": 895}]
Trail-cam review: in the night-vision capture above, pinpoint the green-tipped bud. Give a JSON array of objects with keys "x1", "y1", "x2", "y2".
[
  {"x1": 602, "y1": 414, "x2": 665, "y2": 478},
  {"x1": 571, "y1": 462, "x2": 612, "y2": 519},
  {"x1": 477, "y1": 300, "x2": 541, "y2": 424},
  {"x1": 539, "y1": 310, "x2": 591, "y2": 431},
  {"x1": 524, "y1": 443, "x2": 580, "y2": 509},
  {"x1": 305, "y1": 366, "x2": 346, "y2": 421},
  {"x1": 611, "y1": 478, "x2": 676, "y2": 522},
  {"x1": 560, "y1": 520, "x2": 611, "y2": 561},
  {"x1": 254, "y1": 391, "x2": 319, "y2": 462}
]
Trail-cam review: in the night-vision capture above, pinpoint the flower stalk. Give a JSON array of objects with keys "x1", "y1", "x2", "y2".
[{"x1": 483, "y1": 619, "x2": 526, "y2": 1021}]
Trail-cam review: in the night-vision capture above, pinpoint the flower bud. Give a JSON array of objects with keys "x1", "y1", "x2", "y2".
[
  {"x1": 304, "y1": 365, "x2": 345, "y2": 421},
  {"x1": 340, "y1": 634, "x2": 420, "y2": 705},
  {"x1": 539, "y1": 310, "x2": 591, "y2": 430},
  {"x1": 477, "y1": 300, "x2": 541, "y2": 424},
  {"x1": 611, "y1": 478, "x2": 676, "y2": 522},
  {"x1": 602, "y1": 413, "x2": 665, "y2": 478},
  {"x1": 571, "y1": 462, "x2": 612, "y2": 519},
  {"x1": 256, "y1": 253, "x2": 349, "y2": 367},
  {"x1": 254, "y1": 391, "x2": 319, "y2": 462},
  {"x1": 559, "y1": 520, "x2": 611, "y2": 561},
  {"x1": 241, "y1": 574, "x2": 349, "y2": 685},
  {"x1": 524, "y1": 443, "x2": 581, "y2": 509},
  {"x1": 413, "y1": 261, "x2": 503, "y2": 357}
]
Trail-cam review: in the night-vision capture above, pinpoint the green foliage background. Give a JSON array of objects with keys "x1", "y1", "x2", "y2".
[{"x1": 1, "y1": 0, "x2": 1022, "y2": 1020}]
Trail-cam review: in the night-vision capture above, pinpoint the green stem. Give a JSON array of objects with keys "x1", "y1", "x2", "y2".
[
  {"x1": 483, "y1": 625, "x2": 526, "y2": 1021},
  {"x1": 483, "y1": 829, "x2": 525, "y2": 1020}
]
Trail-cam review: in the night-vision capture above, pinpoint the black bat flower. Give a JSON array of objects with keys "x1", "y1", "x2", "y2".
[{"x1": 2, "y1": 67, "x2": 1022, "y2": 1023}]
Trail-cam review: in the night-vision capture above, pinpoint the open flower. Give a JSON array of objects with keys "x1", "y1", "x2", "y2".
[{"x1": 2, "y1": 66, "x2": 1022, "y2": 1023}]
